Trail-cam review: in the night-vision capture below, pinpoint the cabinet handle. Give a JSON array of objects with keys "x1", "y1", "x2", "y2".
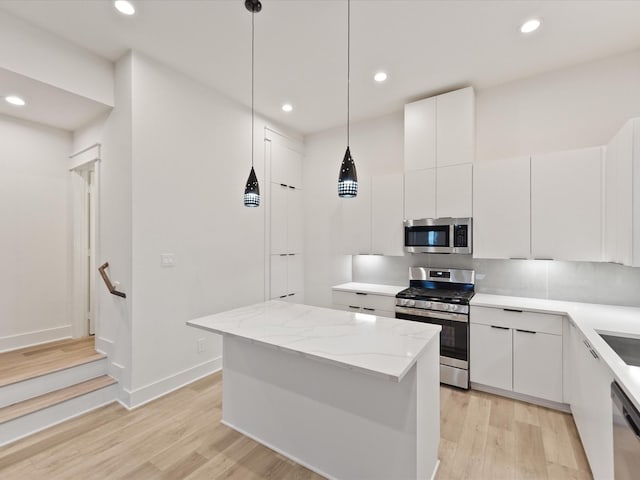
[
  {"x1": 516, "y1": 329, "x2": 536, "y2": 334},
  {"x1": 288, "y1": 253, "x2": 296, "y2": 256},
  {"x1": 348, "y1": 305, "x2": 360, "y2": 309},
  {"x1": 288, "y1": 185, "x2": 296, "y2": 190},
  {"x1": 279, "y1": 295, "x2": 287, "y2": 299},
  {"x1": 583, "y1": 339, "x2": 591, "y2": 349},
  {"x1": 590, "y1": 349, "x2": 599, "y2": 360},
  {"x1": 280, "y1": 183, "x2": 288, "y2": 188},
  {"x1": 534, "y1": 257, "x2": 554, "y2": 261},
  {"x1": 287, "y1": 293, "x2": 295, "y2": 297},
  {"x1": 503, "y1": 308, "x2": 523, "y2": 313},
  {"x1": 509, "y1": 257, "x2": 528, "y2": 260},
  {"x1": 362, "y1": 307, "x2": 375, "y2": 312},
  {"x1": 279, "y1": 254, "x2": 288, "y2": 257},
  {"x1": 355, "y1": 292, "x2": 368, "y2": 296},
  {"x1": 491, "y1": 325, "x2": 509, "y2": 330}
]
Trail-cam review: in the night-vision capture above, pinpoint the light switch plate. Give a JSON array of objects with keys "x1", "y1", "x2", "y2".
[{"x1": 160, "y1": 253, "x2": 175, "y2": 267}]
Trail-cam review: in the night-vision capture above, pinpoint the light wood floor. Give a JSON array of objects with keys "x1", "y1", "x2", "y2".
[
  {"x1": 0, "y1": 372, "x2": 592, "y2": 480},
  {"x1": 0, "y1": 337, "x2": 100, "y2": 387}
]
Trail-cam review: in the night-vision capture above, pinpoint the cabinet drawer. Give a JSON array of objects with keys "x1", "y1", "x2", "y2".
[
  {"x1": 471, "y1": 306, "x2": 563, "y2": 335},
  {"x1": 331, "y1": 291, "x2": 396, "y2": 311},
  {"x1": 332, "y1": 304, "x2": 396, "y2": 319}
]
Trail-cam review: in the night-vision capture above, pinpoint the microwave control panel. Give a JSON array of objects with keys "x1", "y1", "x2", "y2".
[{"x1": 453, "y1": 225, "x2": 468, "y2": 248}]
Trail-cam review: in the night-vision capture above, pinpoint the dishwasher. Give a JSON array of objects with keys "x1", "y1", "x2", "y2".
[{"x1": 611, "y1": 381, "x2": 640, "y2": 479}]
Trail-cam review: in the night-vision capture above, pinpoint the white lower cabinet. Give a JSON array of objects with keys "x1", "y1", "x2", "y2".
[
  {"x1": 470, "y1": 306, "x2": 563, "y2": 403},
  {"x1": 568, "y1": 322, "x2": 614, "y2": 480},
  {"x1": 331, "y1": 290, "x2": 396, "y2": 319},
  {"x1": 270, "y1": 254, "x2": 303, "y2": 301},
  {"x1": 470, "y1": 323, "x2": 512, "y2": 391}
]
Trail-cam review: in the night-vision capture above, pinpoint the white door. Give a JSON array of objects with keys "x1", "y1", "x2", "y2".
[{"x1": 87, "y1": 170, "x2": 96, "y2": 335}]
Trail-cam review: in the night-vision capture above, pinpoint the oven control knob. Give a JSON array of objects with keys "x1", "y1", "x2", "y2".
[
  {"x1": 398, "y1": 299, "x2": 406, "y2": 307},
  {"x1": 441, "y1": 304, "x2": 450, "y2": 311},
  {"x1": 407, "y1": 300, "x2": 415, "y2": 307}
]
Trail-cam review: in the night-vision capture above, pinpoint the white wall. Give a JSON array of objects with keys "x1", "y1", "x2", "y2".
[
  {"x1": 0, "y1": 114, "x2": 72, "y2": 351},
  {"x1": 476, "y1": 49, "x2": 640, "y2": 162},
  {"x1": 304, "y1": 112, "x2": 403, "y2": 307},
  {"x1": 0, "y1": 9, "x2": 114, "y2": 107}
]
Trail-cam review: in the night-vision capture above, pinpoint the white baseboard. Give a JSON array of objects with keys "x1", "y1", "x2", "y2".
[
  {"x1": 0, "y1": 325, "x2": 72, "y2": 353},
  {"x1": 120, "y1": 356, "x2": 222, "y2": 409},
  {"x1": 94, "y1": 336, "x2": 114, "y2": 357},
  {"x1": 471, "y1": 382, "x2": 571, "y2": 413}
]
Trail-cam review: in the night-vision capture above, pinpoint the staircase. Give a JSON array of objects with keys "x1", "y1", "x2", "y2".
[{"x1": 0, "y1": 337, "x2": 117, "y2": 446}]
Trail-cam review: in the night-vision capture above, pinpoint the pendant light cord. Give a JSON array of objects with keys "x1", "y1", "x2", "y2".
[
  {"x1": 251, "y1": 9, "x2": 255, "y2": 168},
  {"x1": 347, "y1": 0, "x2": 350, "y2": 147}
]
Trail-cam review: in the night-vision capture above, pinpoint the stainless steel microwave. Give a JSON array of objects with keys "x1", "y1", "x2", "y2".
[{"x1": 403, "y1": 217, "x2": 472, "y2": 254}]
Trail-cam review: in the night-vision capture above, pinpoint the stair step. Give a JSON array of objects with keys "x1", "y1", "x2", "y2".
[
  {"x1": 0, "y1": 337, "x2": 104, "y2": 388},
  {"x1": 0, "y1": 375, "x2": 117, "y2": 424}
]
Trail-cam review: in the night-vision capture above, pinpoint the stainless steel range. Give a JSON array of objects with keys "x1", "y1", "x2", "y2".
[{"x1": 395, "y1": 267, "x2": 475, "y2": 389}]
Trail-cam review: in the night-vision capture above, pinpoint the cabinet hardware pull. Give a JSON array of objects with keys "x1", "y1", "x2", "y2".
[
  {"x1": 517, "y1": 329, "x2": 536, "y2": 334},
  {"x1": 288, "y1": 253, "x2": 296, "y2": 256},
  {"x1": 583, "y1": 339, "x2": 591, "y2": 349},
  {"x1": 287, "y1": 293, "x2": 295, "y2": 297},
  {"x1": 363, "y1": 307, "x2": 375, "y2": 312},
  {"x1": 280, "y1": 183, "x2": 287, "y2": 188},
  {"x1": 348, "y1": 305, "x2": 360, "y2": 309},
  {"x1": 491, "y1": 325, "x2": 509, "y2": 330},
  {"x1": 355, "y1": 292, "x2": 368, "y2": 296},
  {"x1": 279, "y1": 254, "x2": 288, "y2": 257},
  {"x1": 503, "y1": 308, "x2": 523, "y2": 313},
  {"x1": 288, "y1": 185, "x2": 296, "y2": 189},
  {"x1": 509, "y1": 257, "x2": 528, "y2": 260},
  {"x1": 534, "y1": 257, "x2": 554, "y2": 261},
  {"x1": 279, "y1": 295, "x2": 288, "y2": 299},
  {"x1": 590, "y1": 349, "x2": 599, "y2": 360}
]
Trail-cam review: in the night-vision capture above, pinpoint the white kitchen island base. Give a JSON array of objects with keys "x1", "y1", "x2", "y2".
[{"x1": 221, "y1": 335, "x2": 439, "y2": 480}]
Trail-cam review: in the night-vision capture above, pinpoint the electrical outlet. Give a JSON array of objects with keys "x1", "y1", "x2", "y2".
[
  {"x1": 197, "y1": 338, "x2": 206, "y2": 353},
  {"x1": 160, "y1": 253, "x2": 175, "y2": 267}
]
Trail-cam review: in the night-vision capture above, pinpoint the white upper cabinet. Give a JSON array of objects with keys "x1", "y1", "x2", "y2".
[
  {"x1": 371, "y1": 174, "x2": 404, "y2": 256},
  {"x1": 436, "y1": 87, "x2": 475, "y2": 167},
  {"x1": 404, "y1": 97, "x2": 436, "y2": 172},
  {"x1": 531, "y1": 146, "x2": 603, "y2": 261},
  {"x1": 404, "y1": 168, "x2": 436, "y2": 221},
  {"x1": 287, "y1": 187, "x2": 304, "y2": 254},
  {"x1": 605, "y1": 118, "x2": 640, "y2": 266},
  {"x1": 403, "y1": 87, "x2": 475, "y2": 220},
  {"x1": 341, "y1": 176, "x2": 372, "y2": 255},
  {"x1": 436, "y1": 163, "x2": 473, "y2": 218},
  {"x1": 270, "y1": 183, "x2": 289, "y2": 255},
  {"x1": 473, "y1": 156, "x2": 531, "y2": 259},
  {"x1": 271, "y1": 142, "x2": 302, "y2": 189}
]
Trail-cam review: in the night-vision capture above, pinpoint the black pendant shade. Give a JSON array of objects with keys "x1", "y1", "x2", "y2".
[
  {"x1": 244, "y1": 166, "x2": 260, "y2": 207},
  {"x1": 243, "y1": 0, "x2": 261, "y2": 208},
  {"x1": 338, "y1": 146, "x2": 358, "y2": 198}
]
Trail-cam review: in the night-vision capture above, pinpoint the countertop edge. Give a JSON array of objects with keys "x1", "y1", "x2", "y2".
[{"x1": 331, "y1": 282, "x2": 406, "y2": 297}]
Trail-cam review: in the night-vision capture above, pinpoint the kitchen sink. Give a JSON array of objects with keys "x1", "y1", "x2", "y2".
[{"x1": 598, "y1": 333, "x2": 640, "y2": 367}]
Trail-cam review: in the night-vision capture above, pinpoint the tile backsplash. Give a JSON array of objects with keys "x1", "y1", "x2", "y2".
[{"x1": 352, "y1": 255, "x2": 640, "y2": 307}]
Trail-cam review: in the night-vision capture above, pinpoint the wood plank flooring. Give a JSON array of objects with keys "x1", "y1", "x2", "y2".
[
  {"x1": 0, "y1": 337, "x2": 102, "y2": 387},
  {"x1": 0, "y1": 372, "x2": 593, "y2": 480}
]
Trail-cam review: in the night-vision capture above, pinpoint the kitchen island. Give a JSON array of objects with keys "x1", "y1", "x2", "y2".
[{"x1": 187, "y1": 300, "x2": 441, "y2": 480}]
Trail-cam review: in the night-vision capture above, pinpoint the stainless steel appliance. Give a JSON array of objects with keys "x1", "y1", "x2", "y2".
[
  {"x1": 611, "y1": 381, "x2": 640, "y2": 479},
  {"x1": 403, "y1": 217, "x2": 472, "y2": 254},
  {"x1": 395, "y1": 267, "x2": 474, "y2": 389}
]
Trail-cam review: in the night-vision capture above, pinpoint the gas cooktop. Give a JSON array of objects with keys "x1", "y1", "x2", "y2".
[{"x1": 396, "y1": 287, "x2": 475, "y2": 305}]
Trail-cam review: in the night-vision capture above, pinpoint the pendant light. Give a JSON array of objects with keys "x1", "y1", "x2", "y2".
[
  {"x1": 243, "y1": 0, "x2": 262, "y2": 207},
  {"x1": 338, "y1": 0, "x2": 358, "y2": 198}
]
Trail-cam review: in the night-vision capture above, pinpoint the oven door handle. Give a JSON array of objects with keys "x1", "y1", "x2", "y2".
[{"x1": 395, "y1": 306, "x2": 468, "y2": 323}]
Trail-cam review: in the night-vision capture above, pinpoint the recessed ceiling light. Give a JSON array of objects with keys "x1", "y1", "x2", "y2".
[
  {"x1": 282, "y1": 103, "x2": 293, "y2": 112},
  {"x1": 5, "y1": 95, "x2": 26, "y2": 106},
  {"x1": 520, "y1": 19, "x2": 541, "y2": 34},
  {"x1": 114, "y1": 0, "x2": 135, "y2": 16},
  {"x1": 374, "y1": 72, "x2": 388, "y2": 82}
]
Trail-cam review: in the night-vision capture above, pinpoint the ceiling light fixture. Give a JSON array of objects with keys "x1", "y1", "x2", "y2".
[
  {"x1": 243, "y1": 0, "x2": 261, "y2": 208},
  {"x1": 114, "y1": 1, "x2": 135, "y2": 16},
  {"x1": 374, "y1": 72, "x2": 387, "y2": 82},
  {"x1": 282, "y1": 103, "x2": 293, "y2": 112},
  {"x1": 338, "y1": 0, "x2": 358, "y2": 199},
  {"x1": 520, "y1": 19, "x2": 541, "y2": 34},
  {"x1": 5, "y1": 95, "x2": 26, "y2": 106}
]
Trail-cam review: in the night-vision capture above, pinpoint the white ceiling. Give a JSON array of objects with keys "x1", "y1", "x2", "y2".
[{"x1": 1, "y1": 0, "x2": 640, "y2": 135}]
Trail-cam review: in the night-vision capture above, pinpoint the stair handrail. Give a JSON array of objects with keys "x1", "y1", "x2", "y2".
[{"x1": 98, "y1": 262, "x2": 126, "y2": 298}]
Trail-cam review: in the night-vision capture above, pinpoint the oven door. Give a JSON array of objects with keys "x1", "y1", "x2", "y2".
[
  {"x1": 395, "y1": 306, "x2": 468, "y2": 369},
  {"x1": 403, "y1": 224, "x2": 452, "y2": 254}
]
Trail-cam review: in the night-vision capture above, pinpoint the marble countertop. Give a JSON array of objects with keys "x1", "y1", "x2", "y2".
[
  {"x1": 332, "y1": 282, "x2": 406, "y2": 297},
  {"x1": 471, "y1": 293, "x2": 640, "y2": 409},
  {"x1": 187, "y1": 300, "x2": 440, "y2": 382}
]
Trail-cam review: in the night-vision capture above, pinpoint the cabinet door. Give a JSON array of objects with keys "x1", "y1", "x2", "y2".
[
  {"x1": 613, "y1": 121, "x2": 634, "y2": 266},
  {"x1": 470, "y1": 323, "x2": 512, "y2": 391},
  {"x1": 341, "y1": 176, "x2": 372, "y2": 254},
  {"x1": 436, "y1": 163, "x2": 473, "y2": 218},
  {"x1": 270, "y1": 183, "x2": 288, "y2": 254},
  {"x1": 531, "y1": 146, "x2": 603, "y2": 261},
  {"x1": 513, "y1": 330, "x2": 563, "y2": 402},
  {"x1": 569, "y1": 324, "x2": 614, "y2": 480},
  {"x1": 287, "y1": 254, "x2": 304, "y2": 295},
  {"x1": 404, "y1": 168, "x2": 436, "y2": 220},
  {"x1": 271, "y1": 142, "x2": 302, "y2": 188},
  {"x1": 270, "y1": 254, "x2": 288, "y2": 299},
  {"x1": 404, "y1": 97, "x2": 436, "y2": 172},
  {"x1": 436, "y1": 87, "x2": 474, "y2": 167},
  {"x1": 287, "y1": 187, "x2": 304, "y2": 254},
  {"x1": 473, "y1": 156, "x2": 530, "y2": 259},
  {"x1": 371, "y1": 174, "x2": 404, "y2": 256}
]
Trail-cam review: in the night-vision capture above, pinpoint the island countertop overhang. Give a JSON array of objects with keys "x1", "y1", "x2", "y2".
[{"x1": 187, "y1": 300, "x2": 441, "y2": 382}]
